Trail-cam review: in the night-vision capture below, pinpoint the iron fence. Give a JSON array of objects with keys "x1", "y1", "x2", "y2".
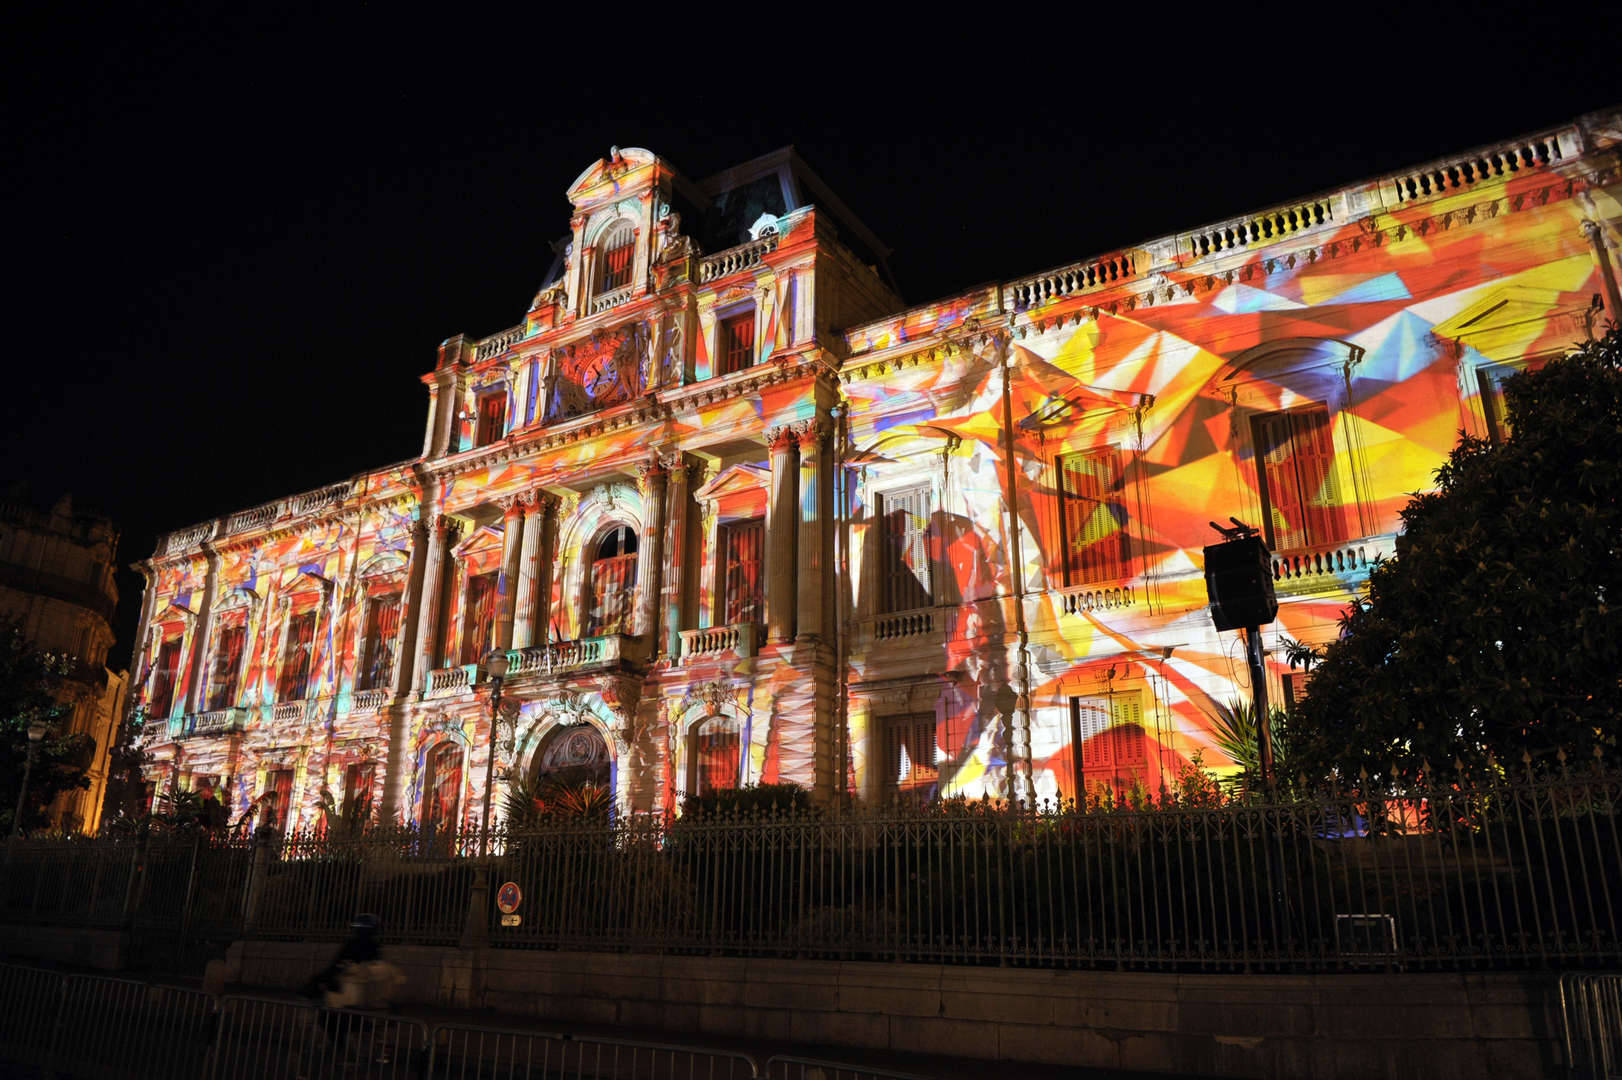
[
  {"x1": 1560, "y1": 971, "x2": 1622, "y2": 1080},
  {"x1": 1, "y1": 767, "x2": 1618, "y2": 972},
  {"x1": 763, "y1": 1057, "x2": 940, "y2": 1080},
  {"x1": 425, "y1": 1023, "x2": 758, "y2": 1079}
]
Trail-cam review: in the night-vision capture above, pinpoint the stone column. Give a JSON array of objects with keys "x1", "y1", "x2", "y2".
[
  {"x1": 635, "y1": 459, "x2": 668, "y2": 643},
  {"x1": 495, "y1": 495, "x2": 525, "y2": 650},
  {"x1": 661, "y1": 454, "x2": 698, "y2": 659},
  {"x1": 392, "y1": 518, "x2": 429, "y2": 699},
  {"x1": 512, "y1": 492, "x2": 552, "y2": 649},
  {"x1": 796, "y1": 420, "x2": 829, "y2": 642},
  {"x1": 411, "y1": 515, "x2": 454, "y2": 692},
  {"x1": 1582, "y1": 219, "x2": 1622, "y2": 329},
  {"x1": 765, "y1": 426, "x2": 799, "y2": 643},
  {"x1": 184, "y1": 548, "x2": 220, "y2": 715}
]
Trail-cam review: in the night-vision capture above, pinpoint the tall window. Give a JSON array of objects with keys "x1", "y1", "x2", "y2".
[
  {"x1": 277, "y1": 611, "x2": 317, "y2": 701},
  {"x1": 474, "y1": 391, "x2": 506, "y2": 448},
  {"x1": 693, "y1": 717, "x2": 740, "y2": 794},
  {"x1": 1252, "y1": 404, "x2": 1346, "y2": 552},
  {"x1": 720, "y1": 517, "x2": 765, "y2": 625},
  {"x1": 1070, "y1": 694, "x2": 1148, "y2": 802},
  {"x1": 1058, "y1": 447, "x2": 1131, "y2": 585},
  {"x1": 357, "y1": 592, "x2": 402, "y2": 691},
  {"x1": 207, "y1": 622, "x2": 246, "y2": 710},
  {"x1": 149, "y1": 636, "x2": 183, "y2": 719},
  {"x1": 1282, "y1": 670, "x2": 1315, "y2": 715},
  {"x1": 1477, "y1": 365, "x2": 1515, "y2": 445},
  {"x1": 260, "y1": 769, "x2": 294, "y2": 829},
  {"x1": 719, "y1": 310, "x2": 755, "y2": 375},
  {"x1": 342, "y1": 761, "x2": 376, "y2": 824},
  {"x1": 882, "y1": 714, "x2": 939, "y2": 802},
  {"x1": 880, "y1": 486, "x2": 931, "y2": 613},
  {"x1": 460, "y1": 572, "x2": 499, "y2": 665},
  {"x1": 597, "y1": 221, "x2": 634, "y2": 293},
  {"x1": 587, "y1": 526, "x2": 638, "y2": 636},
  {"x1": 423, "y1": 744, "x2": 463, "y2": 833}
]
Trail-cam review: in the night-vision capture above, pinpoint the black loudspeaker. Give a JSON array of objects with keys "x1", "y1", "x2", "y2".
[{"x1": 1204, "y1": 536, "x2": 1278, "y2": 631}]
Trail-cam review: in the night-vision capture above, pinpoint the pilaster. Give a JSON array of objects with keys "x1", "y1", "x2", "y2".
[
  {"x1": 765, "y1": 427, "x2": 799, "y2": 643},
  {"x1": 411, "y1": 515, "x2": 455, "y2": 693},
  {"x1": 795, "y1": 419, "x2": 830, "y2": 642},
  {"x1": 495, "y1": 495, "x2": 525, "y2": 650},
  {"x1": 635, "y1": 458, "x2": 668, "y2": 642},
  {"x1": 513, "y1": 491, "x2": 555, "y2": 649}
]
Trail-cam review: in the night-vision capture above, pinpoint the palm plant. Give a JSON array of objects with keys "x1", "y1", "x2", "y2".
[{"x1": 1205, "y1": 699, "x2": 1295, "y2": 799}]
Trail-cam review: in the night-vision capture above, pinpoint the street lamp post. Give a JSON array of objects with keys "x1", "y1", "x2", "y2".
[
  {"x1": 10, "y1": 722, "x2": 50, "y2": 840},
  {"x1": 479, "y1": 649, "x2": 510, "y2": 856}
]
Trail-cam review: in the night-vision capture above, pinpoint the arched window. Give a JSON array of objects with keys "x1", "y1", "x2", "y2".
[
  {"x1": 597, "y1": 221, "x2": 635, "y2": 295},
  {"x1": 587, "y1": 526, "x2": 638, "y2": 636},
  {"x1": 423, "y1": 743, "x2": 464, "y2": 834},
  {"x1": 692, "y1": 716, "x2": 740, "y2": 794}
]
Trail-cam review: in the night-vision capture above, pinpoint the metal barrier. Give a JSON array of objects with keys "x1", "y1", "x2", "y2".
[
  {"x1": 0, "y1": 962, "x2": 66, "y2": 1069},
  {"x1": 210, "y1": 994, "x2": 429, "y2": 1079},
  {"x1": 52, "y1": 975, "x2": 218, "y2": 1079},
  {"x1": 426, "y1": 1023, "x2": 759, "y2": 1079},
  {"x1": 764, "y1": 1057, "x2": 941, "y2": 1080},
  {"x1": 1560, "y1": 972, "x2": 1622, "y2": 1079}
]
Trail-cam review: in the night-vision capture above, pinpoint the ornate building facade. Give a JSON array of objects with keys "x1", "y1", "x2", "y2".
[
  {"x1": 1, "y1": 494, "x2": 127, "y2": 831},
  {"x1": 129, "y1": 112, "x2": 1622, "y2": 830}
]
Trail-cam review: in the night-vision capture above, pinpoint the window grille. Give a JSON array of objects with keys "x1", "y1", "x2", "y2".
[
  {"x1": 720, "y1": 517, "x2": 765, "y2": 626},
  {"x1": 719, "y1": 311, "x2": 754, "y2": 375},
  {"x1": 598, "y1": 222, "x2": 634, "y2": 292},
  {"x1": 693, "y1": 718, "x2": 740, "y2": 794},
  {"x1": 1070, "y1": 693, "x2": 1148, "y2": 801},
  {"x1": 342, "y1": 761, "x2": 376, "y2": 824},
  {"x1": 357, "y1": 592, "x2": 402, "y2": 691},
  {"x1": 474, "y1": 391, "x2": 506, "y2": 448},
  {"x1": 207, "y1": 622, "x2": 246, "y2": 710},
  {"x1": 1252, "y1": 404, "x2": 1346, "y2": 552},
  {"x1": 149, "y1": 637, "x2": 183, "y2": 719},
  {"x1": 423, "y1": 744, "x2": 463, "y2": 832},
  {"x1": 882, "y1": 714, "x2": 940, "y2": 801},
  {"x1": 277, "y1": 611, "x2": 317, "y2": 702},
  {"x1": 587, "y1": 526, "x2": 639, "y2": 636},
  {"x1": 460, "y1": 572, "x2": 499, "y2": 665},
  {"x1": 1058, "y1": 447, "x2": 1130, "y2": 585},
  {"x1": 880, "y1": 486, "x2": 931, "y2": 613}
]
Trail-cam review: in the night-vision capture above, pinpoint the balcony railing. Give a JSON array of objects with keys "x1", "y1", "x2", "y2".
[
  {"x1": 697, "y1": 233, "x2": 778, "y2": 284},
  {"x1": 1271, "y1": 536, "x2": 1391, "y2": 592},
  {"x1": 589, "y1": 285, "x2": 632, "y2": 315},
  {"x1": 678, "y1": 623, "x2": 758, "y2": 663},
  {"x1": 872, "y1": 607, "x2": 937, "y2": 641},
  {"x1": 507, "y1": 635, "x2": 635, "y2": 679},
  {"x1": 348, "y1": 688, "x2": 392, "y2": 714},
  {"x1": 270, "y1": 701, "x2": 308, "y2": 723},
  {"x1": 184, "y1": 703, "x2": 246, "y2": 736},
  {"x1": 1058, "y1": 582, "x2": 1138, "y2": 615},
  {"x1": 424, "y1": 665, "x2": 477, "y2": 700}
]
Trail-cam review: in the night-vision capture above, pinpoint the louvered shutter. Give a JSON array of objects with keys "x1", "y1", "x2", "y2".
[
  {"x1": 1292, "y1": 407, "x2": 1345, "y2": 546},
  {"x1": 1060, "y1": 448, "x2": 1129, "y2": 585},
  {"x1": 722, "y1": 518, "x2": 764, "y2": 625},
  {"x1": 882, "y1": 486, "x2": 931, "y2": 612}
]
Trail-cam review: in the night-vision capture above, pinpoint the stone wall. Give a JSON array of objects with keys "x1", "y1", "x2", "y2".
[{"x1": 227, "y1": 940, "x2": 1564, "y2": 1078}]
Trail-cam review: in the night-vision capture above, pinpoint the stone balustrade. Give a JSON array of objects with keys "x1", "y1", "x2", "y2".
[
  {"x1": 873, "y1": 608, "x2": 936, "y2": 641},
  {"x1": 473, "y1": 324, "x2": 525, "y2": 361},
  {"x1": 188, "y1": 708, "x2": 247, "y2": 737},
  {"x1": 288, "y1": 482, "x2": 350, "y2": 516},
  {"x1": 1388, "y1": 132, "x2": 1567, "y2": 204},
  {"x1": 1059, "y1": 583, "x2": 1138, "y2": 615},
  {"x1": 1004, "y1": 253, "x2": 1138, "y2": 311},
  {"x1": 1183, "y1": 197, "x2": 1336, "y2": 261},
  {"x1": 271, "y1": 701, "x2": 307, "y2": 722},
  {"x1": 590, "y1": 285, "x2": 632, "y2": 315},
  {"x1": 1271, "y1": 538, "x2": 1389, "y2": 592},
  {"x1": 425, "y1": 664, "x2": 478, "y2": 699},
  {"x1": 506, "y1": 635, "x2": 629, "y2": 678},
  {"x1": 162, "y1": 522, "x2": 216, "y2": 555},
  {"x1": 678, "y1": 623, "x2": 758, "y2": 663},
  {"x1": 697, "y1": 233, "x2": 779, "y2": 284},
  {"x1": 224, "y1": 503, "x2": 280, "y2": 536},
  {"x1": 348, "y1": 688, "x2": 391, "y2": 714}
]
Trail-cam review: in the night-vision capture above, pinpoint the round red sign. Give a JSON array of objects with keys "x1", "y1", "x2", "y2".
[{"x1": 496, "y1": 881, "x2": 522, "y2": 914}]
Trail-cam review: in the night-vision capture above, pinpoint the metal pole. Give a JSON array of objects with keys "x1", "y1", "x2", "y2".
[
  {"x1": 1244, "y1": 626, "x2": 1276, "y2": 792},
  {"x1": 480, "y1": 676, "x2": 501, "y2": 856},
  {"x1": 10, "y1": 741, "x2": 39, "y2": 840}
]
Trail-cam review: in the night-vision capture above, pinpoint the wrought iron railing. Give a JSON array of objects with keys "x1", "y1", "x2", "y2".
[{"x1": 3, "y1": 767, "x2": 1617, "y2": 972}]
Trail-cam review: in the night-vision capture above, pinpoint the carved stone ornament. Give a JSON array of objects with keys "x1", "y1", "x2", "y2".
[
  {"x1": 766, "y1": 426, "x2": 798, "y2": 453},
  {"x1": 796, "y1": 419, "x2": 829, "y2": 449}
]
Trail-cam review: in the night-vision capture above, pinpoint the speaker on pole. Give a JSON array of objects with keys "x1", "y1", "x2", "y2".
[{"x1": 1204, "y1": 534, "x2": 1278, "y2": 632}]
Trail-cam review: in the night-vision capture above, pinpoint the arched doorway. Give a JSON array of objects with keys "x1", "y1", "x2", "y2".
[
  {"x1": 532, "y1": 723, "x2": 611, "y2": 790},
  {"x1": 422, "y1": 743, "x2": 464, "y2": 833}
]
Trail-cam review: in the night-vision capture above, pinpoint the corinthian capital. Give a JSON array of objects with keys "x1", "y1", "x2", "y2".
[
  {"x1": 796, "y1": 419, "x2": 829, "y2": 450},
  {"x1": 766, "y1": 426, "x2": 798, "y2": 453}
]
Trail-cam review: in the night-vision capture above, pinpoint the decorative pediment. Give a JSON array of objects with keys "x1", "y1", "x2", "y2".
[
  {"x1": 1431, "y1": 286, "x2": 1595, "y2": 362},
  {"x1": 566, "y1": 147, "x2": 658, "y2": 204},
  {"x1": 546, "y1": 322, "x2": 653, "y2": 420},
  {"x1": 452, "y1": 524, "x2": 505, "y2": 559},
  {"x1": 358, "y1": 550, "x2": 409, "y2": 579},
  {"x1": 1019, "y1": 384, "x2": 1149, "y2": 432},
  {"x1": 693, "y1": 464, "x2": 770, "y2": 503}
]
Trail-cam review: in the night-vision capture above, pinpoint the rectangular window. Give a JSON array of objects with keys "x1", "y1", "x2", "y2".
[
  {"x1": 149, "y1": 636, "x2": 183, "y2": 719},
  {"x1": 1253, "y1": 404, "x2": 1347, "y2": 552},
  {"x1": 460, "y1": 572, "x2": 499, "y2": 665},
  {"x1": 880, "y1": 486, "x2": 932, "y2": 613},
  {"x1": 1058, "y1": 447, "x2": 1131, "y2": 586},
  {"x1": 342, "y1": 761, "x2": 376, "y2": 824},
  {"x1": 881, "y1": 714, "x2": 939, "y2": 802},
  {"x1": 475, "y1": 391, "x2": 506, "y2": 448},
  {"x1": 720, "y1": 517, "x2": 765, "y2": 626},
  {"x1": 694, "y1": 721, "x2": 740, "y2": 794},
  {"x1": 1477, "y1": 365, "x2": 1513, "y2": 445},
  {"x1": 260, "y1": 769, "x2": 294, "y2": 830},
  {"x1": 719, "y1": 311, "x2": 755, "y2": 376},
  {"x1": 424, "y1": 745, "x2": 463, "y2": 833},
  {"x1": 1070, "y1": 694, "x2": 1148, "y2": 802},
  {"x1": 207, "y1": 623, "x2": 247, "y2": 710},
  {"x1": 277, "y1": 611, "x2": 317, "y2": 702},
  {"x1": 601, "y1": 235, "x2": 634, "y2": 292},
  {"x1": 1282, "y1": 670, "x2": 1315, "y2": 714},
  {"x1": 357, "y1": 592, "x2": 402, "y2": 691}
]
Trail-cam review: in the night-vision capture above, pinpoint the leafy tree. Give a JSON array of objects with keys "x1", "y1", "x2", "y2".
[
  {"x1": 1292, "y1": 327, "x2": 1622, "y2": 786},
  {"x1": 0, "y1": 622, "x2": 93, "y2": 833}
]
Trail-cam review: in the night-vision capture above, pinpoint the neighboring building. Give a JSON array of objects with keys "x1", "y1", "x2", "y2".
[
  {"x1": 129, "y1": 111, "x2": 1622, "y2": 830},
  {"x1": 0, "y1": 494, "x2": 127, "y2": 832}
]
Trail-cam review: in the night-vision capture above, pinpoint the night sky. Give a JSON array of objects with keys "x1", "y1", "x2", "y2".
[{"x1": 5, "y1": 8, "x2": 1617, "y2": 668}]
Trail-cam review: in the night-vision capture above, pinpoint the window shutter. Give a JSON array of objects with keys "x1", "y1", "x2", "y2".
[
  {"x1": 881, "y1": 486, "x2": 931, "y2": 612},
  {"x1": 722, "y1": 518, "x2": 765, "y2": 625},
  {"x1": 1060, "y1": 448, "x2": 1128, "y2": 585},
  {"x1": 1292, "y1": 407, "x2": 1345, "y2": 545}
]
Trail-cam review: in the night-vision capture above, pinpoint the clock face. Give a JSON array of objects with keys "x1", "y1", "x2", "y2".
[
  {"x1": 584, "y1": 352, "x2": 625, "y2": 401},
  {"x1": 553, "y1": 324, "x2": 648, "y2": 418}
]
